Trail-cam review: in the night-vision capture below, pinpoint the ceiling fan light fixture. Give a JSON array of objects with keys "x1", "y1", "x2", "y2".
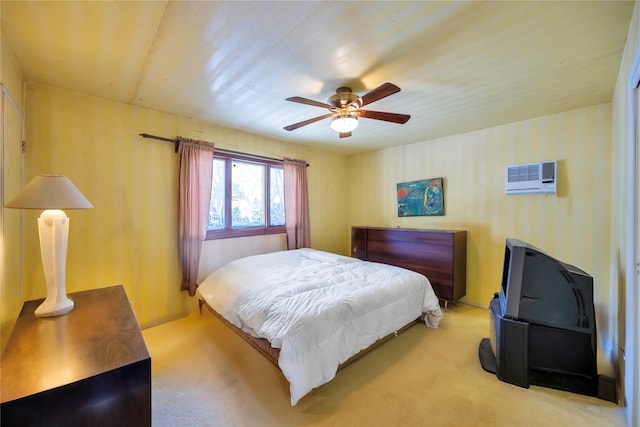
[{"x1": 331, "y1": 114, "x2": 358, "y2": 133}]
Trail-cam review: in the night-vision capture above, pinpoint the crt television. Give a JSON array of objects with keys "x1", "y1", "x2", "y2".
[
  {"x1": 499, "y1": 238, "x2": 594, "y2": 331},
  {"x1": 488, "y1": 237, "x2": 601, "y2": 398}
]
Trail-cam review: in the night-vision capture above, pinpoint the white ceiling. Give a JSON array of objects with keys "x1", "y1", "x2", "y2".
[{"x1": 1, "y1": 1, "x2": 635, "y2": 155}]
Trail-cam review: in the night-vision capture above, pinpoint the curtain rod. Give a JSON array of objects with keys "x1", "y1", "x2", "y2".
[{"x1": 138, "y1": 133, "x2": 308, "y2": 166}]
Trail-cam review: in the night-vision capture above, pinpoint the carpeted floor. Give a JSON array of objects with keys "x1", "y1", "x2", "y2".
[{"x1": 142, "y1": 303, "x2": 626, "y2": 427}]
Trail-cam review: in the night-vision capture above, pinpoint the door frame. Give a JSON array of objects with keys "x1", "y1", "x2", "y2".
[{"x1": 625, "y1": 44, "x2": 640, "y2": 427}]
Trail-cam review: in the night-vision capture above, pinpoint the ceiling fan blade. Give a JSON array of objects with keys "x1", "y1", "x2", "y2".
[
  {"x1": 358, "y1": 110, "x2": 411, "y2": 124},
  {"x1": 283, "y1": 113, "x2": 334, "y2": 131},
  {"x1": 339, "y1": 132, "x2": 352, "y2": 138},
  {"x1": 286, "y1": 96, "x2": 334, "y2": 109},
  {"x1": 348, "y1": 82, "x2": 401, "y2": 109}
]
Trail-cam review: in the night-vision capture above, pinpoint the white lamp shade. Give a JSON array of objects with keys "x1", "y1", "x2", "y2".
[
  {"x1": 331, "y1": 115, "x2": 359, "y2": 133},
  {"x1": 5, "y1": 175, "x2": 93, "y2": 210}
]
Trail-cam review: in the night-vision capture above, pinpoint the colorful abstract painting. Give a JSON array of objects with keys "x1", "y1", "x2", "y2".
[{"x1": 397, "y1": 178, "x2": 444, "y2": 217}]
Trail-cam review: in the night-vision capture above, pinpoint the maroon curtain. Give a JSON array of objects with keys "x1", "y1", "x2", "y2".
[
  {"x1": 178, "y1": 138, "x2": 215, "y2": 296},
  {"x1": 283, "y1": 157, "x2": 310, "y2": 249}
]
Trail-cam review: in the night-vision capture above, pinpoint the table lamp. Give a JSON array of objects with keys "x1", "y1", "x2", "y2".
[{"x1": 5, "y1": 174, "x2": 93, "y2": 317}]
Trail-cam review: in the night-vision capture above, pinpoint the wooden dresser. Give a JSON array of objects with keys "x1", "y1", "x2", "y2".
[
  {"x1": 1, "y1": 285, "x2": 151, "y2": 427},
  {"x1": 351, "y1": 226, "x2": 467, "y2": 306}
]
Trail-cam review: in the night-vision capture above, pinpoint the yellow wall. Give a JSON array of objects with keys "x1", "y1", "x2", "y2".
[
  {"x1": 1, "y1": 27, "x2": 25, "y2": 349},
  {"x1": 347, "y1": 104, "x2": 614, "y2": 375},
  {"x1": 20, "y1": 83, "x2": 348, "y2": 328}
]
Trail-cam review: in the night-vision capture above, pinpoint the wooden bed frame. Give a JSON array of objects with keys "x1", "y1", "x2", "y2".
[
  {"x1": 198, "y1": 227, "x2": 467, "y2": 372},
  {"x1": 198, "y1": 299, "x2": 420, "y2": 371}
]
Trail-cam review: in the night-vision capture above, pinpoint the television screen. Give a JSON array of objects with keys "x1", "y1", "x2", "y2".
[{"x1": 499, "y1": 244, "x2": 512, "y2": 315}]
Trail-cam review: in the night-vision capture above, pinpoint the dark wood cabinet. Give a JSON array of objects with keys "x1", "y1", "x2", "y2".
[
  {"x1": 1, "y1": 285, "x2": 151, "y2": 427},
  {"x1": 351, "y1": 226, "x2": 467, "y2": 305}
]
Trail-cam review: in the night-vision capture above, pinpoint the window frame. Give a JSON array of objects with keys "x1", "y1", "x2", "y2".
[{"x1": 205, "y1": 151, "x2": 286, "y2": 240}]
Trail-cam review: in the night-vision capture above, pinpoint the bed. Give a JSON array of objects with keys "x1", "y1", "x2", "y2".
[{"x1": 197, "y1": 247, "x2": 443, "y2": 405}]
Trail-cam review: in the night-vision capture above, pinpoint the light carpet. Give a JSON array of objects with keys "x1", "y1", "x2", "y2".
[{"x1": 142, "y1": 303, "x2": 625, "y2": 427}]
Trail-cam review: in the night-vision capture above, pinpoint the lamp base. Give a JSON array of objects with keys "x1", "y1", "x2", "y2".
[
  {"x1": 34, "y1": 295, "x2": 74, "y2": 317},
  {"x1": 35, "y1": 209, "x2": 74, "y2": 317}
]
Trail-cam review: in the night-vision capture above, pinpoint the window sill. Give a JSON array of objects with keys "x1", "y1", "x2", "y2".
[{"x1": 205, "y1": 227, "x2": 286, "y2": 240}]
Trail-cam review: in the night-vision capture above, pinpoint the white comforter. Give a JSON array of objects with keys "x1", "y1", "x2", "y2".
[{"x1": 197, "y1": 248, "x2": 442, "y2": 405}]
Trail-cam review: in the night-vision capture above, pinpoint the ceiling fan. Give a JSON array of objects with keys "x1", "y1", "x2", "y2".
[{"x1": 283, "y1": 82, "x2": 411, "y2": 138}]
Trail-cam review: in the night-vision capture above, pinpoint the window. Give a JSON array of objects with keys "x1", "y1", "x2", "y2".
[{"x1": 206, "y1": 151, "x2": 285, "y2": 239}]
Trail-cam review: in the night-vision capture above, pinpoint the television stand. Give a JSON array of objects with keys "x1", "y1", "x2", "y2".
[
  {"x1": 478, "y1": 337, "x2": 496, "y2": 374},
  {"x1": 479, "y1": 297, "x2": 617, "y2": 403}
]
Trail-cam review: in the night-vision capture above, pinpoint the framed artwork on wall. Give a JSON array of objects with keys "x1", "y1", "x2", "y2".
[{"x1": 397, "y1": 177, "x2": 444, "y2": 217}]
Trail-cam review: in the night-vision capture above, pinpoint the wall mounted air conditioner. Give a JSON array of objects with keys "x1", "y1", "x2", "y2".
[{"x1": 506, "y1": 161, "x2": 557, "y2": 195}]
